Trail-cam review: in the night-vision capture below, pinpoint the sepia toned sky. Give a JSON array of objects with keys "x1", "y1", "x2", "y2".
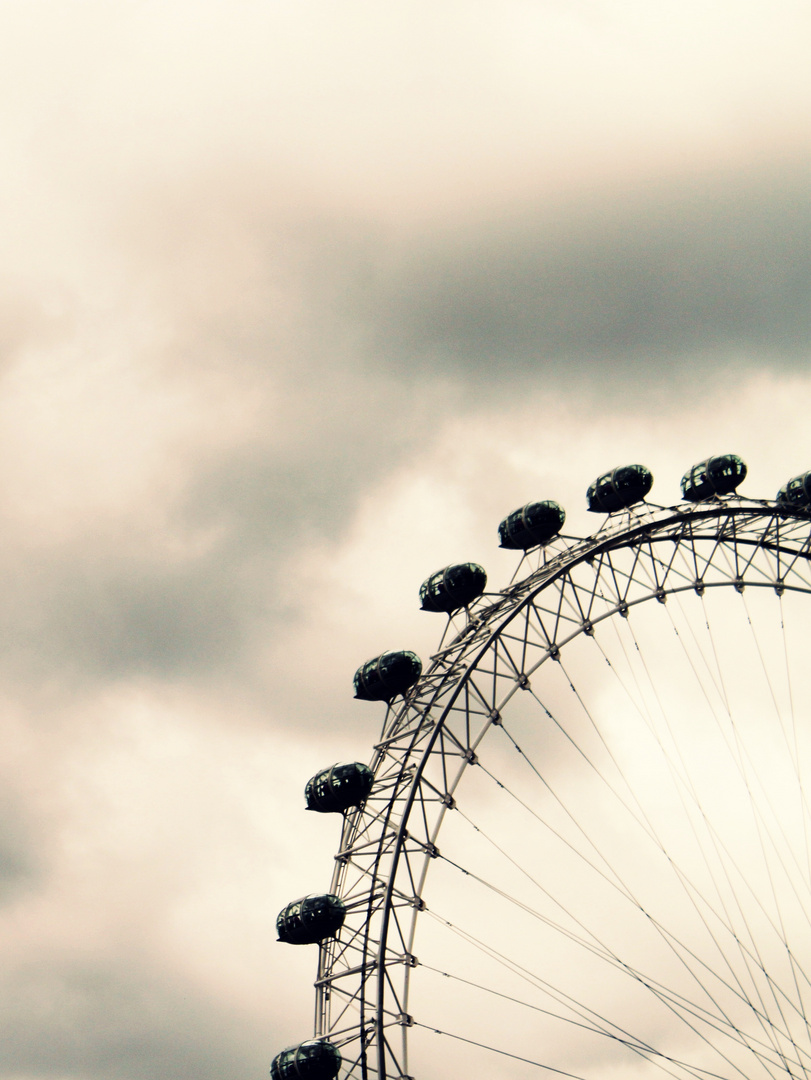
[{"x1": 0, "y1": 2, "x2": 810, "y2": 1078}]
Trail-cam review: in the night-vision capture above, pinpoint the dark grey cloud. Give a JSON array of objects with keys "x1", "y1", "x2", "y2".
[
  {"x1": 0, "y1": 376, "x2": 455, "y2": 691},
  {"x1": 162, "y1": 156, "x2": 810, "y2": 433},
  {"x1": 0, "y1": 534, "x2": 244, "y2": 685},
  {"x1": 344, "y1": 160, "x2": 811, "y2": 390},
  {"x1": 0, "y1": 795, "x2": 39, "y2": 901},
  {"x1": 174, "y1": 158, "x2": 811, "y2": 552},
  {"x1": 4, "y1": 158, "x2": 808, "y2": 694},
  {"x1": 0, "y1": 957, "x2": 264, "y2": 1079}
]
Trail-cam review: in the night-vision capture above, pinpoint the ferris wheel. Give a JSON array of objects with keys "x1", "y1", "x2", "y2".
[{"x1": 271, "y1": 457, "x2": 811, "y2": 1080}]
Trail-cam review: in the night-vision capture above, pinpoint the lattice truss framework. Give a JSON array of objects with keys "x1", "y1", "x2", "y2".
[{"x1": 313, "y1": 501, "x2": 811, "y2": 1080}]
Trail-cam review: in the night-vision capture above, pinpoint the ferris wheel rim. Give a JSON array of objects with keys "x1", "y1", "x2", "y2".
[{"x1": 317, "y1": 497, "x2": 811, "y2": 1080}]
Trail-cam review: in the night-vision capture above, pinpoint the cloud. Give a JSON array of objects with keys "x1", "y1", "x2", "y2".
[
  {"x1": 0, "y1": 957, "x2": 260, "y2": 1080},
  {"x1": 0, "y1": 796, "x2": 39, "y2": 903},
  {"x1": 353, "y1": 161, "x2": 811, "y2": 387},
  {"x1": 2, "y1": 158, "x2": 808, "y2": 698},
  {"x1": 0, "y1": 3, "x2": 809, "y2": 1078}
]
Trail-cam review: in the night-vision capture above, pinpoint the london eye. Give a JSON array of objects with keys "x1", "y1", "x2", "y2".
[{"x1": 272, "y1": 456, "x2": 811, "y2": 1080}]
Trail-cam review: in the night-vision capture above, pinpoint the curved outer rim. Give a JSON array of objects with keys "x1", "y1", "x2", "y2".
[{"x1": 315, "y1": 498, "x2": 811, "y2": 1080}]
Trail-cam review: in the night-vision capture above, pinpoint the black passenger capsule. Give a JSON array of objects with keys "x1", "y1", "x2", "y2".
[
  {"x1": 353, "y1": 650, "x2": 422, "y2": 701},
  {"x1": 270, "y1": 1040, "x2": 342, "y2": 1080},
  {"x1": 777, "y1": 471, "x2": 811, "y2": 509},
  {"x1": 419, "y1": 562, "x2": 487, "y2": 612},
  {"x1": 680, "y1": 455, "x2": 747, "y2": 502},
  {"x1": 305, "y1": 762, "x2": 374, "y2": 813},
  {"x1": 498, "y1": 501, "x2": 565, "y2": 550},
  {"x1": 276, "y1": 894, "x2": 346, "y2": 945},
  {"x1": 587, "y1": 465, "x2": 653, "y2": 514}
]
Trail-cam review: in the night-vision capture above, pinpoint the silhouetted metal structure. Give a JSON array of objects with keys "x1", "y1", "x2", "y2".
[{"x1": 273, "y1": 455, "x2": 811, "y2": 1080}]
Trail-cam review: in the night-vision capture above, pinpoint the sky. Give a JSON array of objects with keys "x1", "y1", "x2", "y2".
[{"x1": 0, "y1": 2, "x2": 810, "y2": 1078}]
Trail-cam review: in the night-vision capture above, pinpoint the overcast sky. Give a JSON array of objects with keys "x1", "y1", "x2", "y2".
[{"x1": 0, "y1": 2, "x2": 810, "y2": 1078}]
